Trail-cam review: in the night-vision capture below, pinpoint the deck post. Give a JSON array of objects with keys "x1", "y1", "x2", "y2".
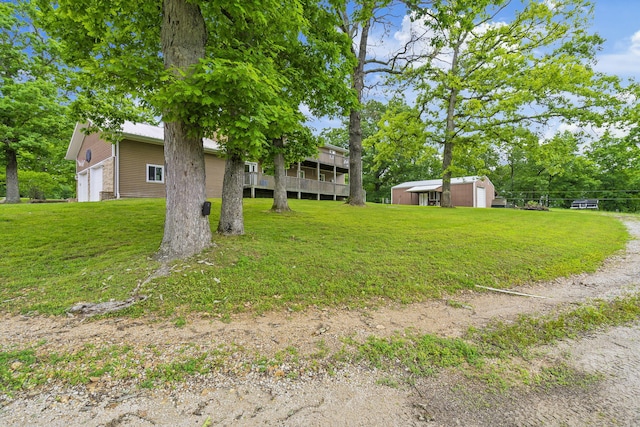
[
  {"x1": 297, "y1": 162, "x2": 301, "y2": 199},
  {"x1": 333, "y1": 164, "x2": 337, "y2": 200}
]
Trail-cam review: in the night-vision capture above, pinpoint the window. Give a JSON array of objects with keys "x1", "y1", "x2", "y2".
[
  {"x1": 319, "y1": 173, "x2": 326, "y2": 182},
  {"x1": 298, "y1": 170, "x2": 305, "y2": 179},
  {"x1": 147, "y1": 164, "x2": 164, "y2": 183}
]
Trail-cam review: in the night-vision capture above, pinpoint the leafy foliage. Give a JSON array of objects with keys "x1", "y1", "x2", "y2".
[
  {"x1": 585, "y1": 129, "x2": 640, "y2": 212},
  {"x1": 402, "y1": 0, "x2": 629, "y2": 206},
  {"x1": 0, "y1": 1, "x2": 73, "y2": 202},
  {"x1": 363, "y1": 99, "x2": 441, "y2": 202}
]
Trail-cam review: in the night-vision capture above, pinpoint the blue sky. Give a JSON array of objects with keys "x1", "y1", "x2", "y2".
[
  {"x1": 592, "y1": 0, "x2": 640, "y2": 77},
  {"x1": 307, "y1": 0, "x2": 640, "y2": 133}
]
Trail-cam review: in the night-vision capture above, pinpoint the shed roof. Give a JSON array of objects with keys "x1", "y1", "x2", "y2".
[
  {"x1": 392, "y1": 176, "x2": 487, "y2": 190},
  {"x1": 405, "y1": 184, "x2": 443, "y2": 193}
]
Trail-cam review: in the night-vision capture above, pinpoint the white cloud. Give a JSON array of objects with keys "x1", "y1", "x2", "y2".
[
  {"x1": 364, "y1": 14, "x2": 437, "y2": 68},
  {"x1": 543, "y1": 121, "x2": 631, "y2": 142},
  {"x1": 596, "y1": 30, "x2": 640, "y2": 77}
]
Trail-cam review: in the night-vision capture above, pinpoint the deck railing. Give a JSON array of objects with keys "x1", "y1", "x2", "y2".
[
  {"x1": 316, "y1": 151, "x2": 349, "y2": 169},
  {"x1": 244, "y1": 173, "x2": 349, "y2": 197}
]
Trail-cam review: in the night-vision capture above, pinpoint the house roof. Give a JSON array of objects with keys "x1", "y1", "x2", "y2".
[
  {"x1": 572, "y1": 199, "x2": 599, "y2": 204},
  {"x1": 322, "y1": 142, "x2": 348, "y2": 154},
  {"x1": 65, "y1": 122, "x2": 89, "y2": 160},
  {"x1": 66, "y1": 121, "x2": 347, "y2": 160},
  {"x1": 392, "y1": 176, "x2": 487, "y2": 190},
  {"x1": 405, "y1": 184, "x2": 442, "y2": 193},
  {"x1": 65, "y1": 121, "x2": 221, "y2": 161}
]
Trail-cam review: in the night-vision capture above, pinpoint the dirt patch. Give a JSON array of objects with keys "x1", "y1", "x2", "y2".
[{"x1": 1, "y1": 216, "x2": 640, "y2": 426}]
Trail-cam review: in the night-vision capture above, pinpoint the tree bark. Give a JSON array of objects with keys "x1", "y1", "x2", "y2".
[
  {"x1": 441, "y1": 140, "x2": 453, "y2": 208},
  {"x1": 218, "y1": 152, "x2": 245, "y2": 235},
  {"x1": 157, "y1": 0, "x2": 211, "y2": 260},
  {"x1": 347, "y1": 19, "x2": 370, "y2": 207},
  {"x1": 271, "y1": 137, "x2": 291, "y2": 213},
  {"x1": 441, "y1": 88, "x2": 457, "y2": 208},
  {"x1": 4, "y1": 146, "x2": 20, "y2": 203},
  {"x1": 441, "y1": 43, "x2": 461, "y2": 208}
]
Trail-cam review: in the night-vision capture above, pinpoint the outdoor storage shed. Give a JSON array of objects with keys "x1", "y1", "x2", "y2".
[{"x1": 391, "y1": 176, "x2": 495, "y2": 208}]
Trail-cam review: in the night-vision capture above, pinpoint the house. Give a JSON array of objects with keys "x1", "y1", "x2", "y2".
[
  {"x1": 570, "y1": 199, "x2": 599, "y2": 210},
  {"x1": 65, "y1": 122, "x2": 349, "y2": 202},
  {"x1": 391, "y1": 176, "x2": 495, "y2": 208},
  {"x1": 243, "y1": 143, "x2": 349, "y2": 201}
]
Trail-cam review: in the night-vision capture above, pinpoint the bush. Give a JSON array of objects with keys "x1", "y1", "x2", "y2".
[
  {"x1": 521, "y1": 201, "x2": 549, "y2": 211},
  {"x1": 18, "y1": 170, "x2": 59, "y2": 200}
]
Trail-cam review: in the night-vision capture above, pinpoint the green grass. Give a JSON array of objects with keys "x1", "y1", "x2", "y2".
[
  {"x1": 348, "y1": 292, "x2": 640, "y2": 390},
  {"x1": 0, "y1": 198, "x2": 629, "y2": 316},
  {"x1": 469, "y1": 293, "x2": 640, "y2": 358},
  {"x1": 0, "y1": 199, "x2": 163, "y2": 314},
  {"x1": 355, "y1": 332, "x2": 481, "y2": 375}
]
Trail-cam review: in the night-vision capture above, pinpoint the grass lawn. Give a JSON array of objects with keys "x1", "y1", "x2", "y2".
[{"x1": 0, "y1": 198, "x2": 629, "y2": 317}]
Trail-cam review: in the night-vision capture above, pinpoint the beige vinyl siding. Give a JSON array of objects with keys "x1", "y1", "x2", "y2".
[
  {"x1": 119, "y1": 139, "x2": 225, "y2": 199},
  {"x1": 204, "y1": 154, "x2": 225, "y2": 198},
  {"x1": 119, "y1": 140, "x2": 166, "y2": 198},
  {"x1": 335, "y1": 174, "x2": 346, "y2": 185},
  {"x1": 300, "y1": 166, "x2": 316, "y2": 180},
  {"x1": 76, "y1": 132, "x2": 113, "y2": 173}
]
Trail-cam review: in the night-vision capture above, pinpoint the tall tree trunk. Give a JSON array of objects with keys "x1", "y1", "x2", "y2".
[
  {"x1": 157, "y1": 0, "x2": 211, "y2": 260},
  {"x1": 441, "y1": 44, "x2": 461, "y2": 208},
  {"x1": 347, "y1": 19, "x2": 370, "y2": 207},
  {"x1": 441, "y1": 88, "x2": 457, "y2": 208},
  {"x1": 218, "y1": 152, "x2": 245, "y2": 235},
  {"x1": 4, "y1": 146, "x2": 20, "y2": 204},
  {"x1": 441, "y1": 140, "x2": 454, "y2": 208},
  {"x1": 271, "y1": 137, "x2": 291, "y2": 212},
  {"x1": 348, "y1": 109, "x2": 365, "y2": 205}
]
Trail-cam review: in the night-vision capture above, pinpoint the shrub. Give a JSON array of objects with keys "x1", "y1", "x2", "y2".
[
  {"x1": 521, "y1": 201, "x2": 549, "y2": 211},
  {"x1": 18, "y1": 170, "x2": 58, "y2": 200}
]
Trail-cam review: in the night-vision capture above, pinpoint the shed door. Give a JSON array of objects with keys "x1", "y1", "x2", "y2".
[
  {"x1": 89, "y1": 166, "x2": 103, "y2": 202},
  {"x1": 476, "y1": 186, "x2": 486, "y2": 208},
  {"x1": 78, "y1": 172, "x2": 89, "y2": 202}
]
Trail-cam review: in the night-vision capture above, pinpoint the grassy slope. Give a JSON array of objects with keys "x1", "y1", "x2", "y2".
[{"x1": 0, "y1": 198, "x2": 628, "y2": 316}]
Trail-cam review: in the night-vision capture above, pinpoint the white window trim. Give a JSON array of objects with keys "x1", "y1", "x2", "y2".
[
  {"x1": 147, "y1": 164, "x2": 165, "y2": 183},
  {"x1": 298, "y1": 170, "x2": 306, "y2": 179},
  {"x1": 244, "y1": 162, "x2": 258, "y2": 173}
]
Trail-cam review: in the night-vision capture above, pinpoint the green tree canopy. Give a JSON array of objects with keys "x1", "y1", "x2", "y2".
[
  {"x1": 0, "y1": 1, "x2": 71, "y2": 203},
  {"x1": 363, "y1": 98, "x2": 440, "y2": 202},
  {"x1": 405, "y1": 0, "x2": 627, "y2": 207},
  {"x1": 48, "y1": 0, "x2": 353, "y2": 258}
]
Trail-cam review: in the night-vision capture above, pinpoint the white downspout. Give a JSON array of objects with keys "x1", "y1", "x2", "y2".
[{"x1": 115, "y1": 141, "x2": 121, "y2": 199}]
